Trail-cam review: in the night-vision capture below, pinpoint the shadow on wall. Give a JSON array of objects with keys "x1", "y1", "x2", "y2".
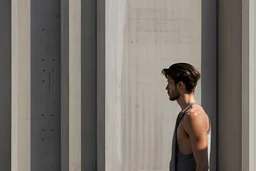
[{"x1": 201, "y1": 0, "x2": 217, "y2": 171}]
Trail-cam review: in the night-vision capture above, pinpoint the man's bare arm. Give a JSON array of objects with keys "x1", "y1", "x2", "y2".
[{"x1": 183, "y1": 111, "x2": 209, "y2": 171}]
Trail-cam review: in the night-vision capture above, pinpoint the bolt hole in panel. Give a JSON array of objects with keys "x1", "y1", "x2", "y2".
[{"x1": 31, "y1": 0, "x2": 61, "y2": 170}]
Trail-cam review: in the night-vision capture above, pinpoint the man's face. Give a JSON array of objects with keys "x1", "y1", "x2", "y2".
[{"x1": 166, "y1": 77, "x2": 181, "y2": 101}]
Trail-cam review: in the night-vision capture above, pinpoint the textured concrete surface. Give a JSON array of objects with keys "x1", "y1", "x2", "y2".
[
  {"x1": 11, "y1": 0, "x2": 31, "y2": 170},
  {"x1": 31, "y1": 0, "x2": 61, "y2": 170},
  {"x1": 219, "y1": 0, "x2": 256, "y2": 171},
  {"x1": 218, "y1": 0, "x2": 242, "y2": 170},
  {"x1": 2, "y1": 0, "x2": 255, "y2": 170},
  {"x1": 105, "y1": 0, "x2": 217, "y2": 170}
]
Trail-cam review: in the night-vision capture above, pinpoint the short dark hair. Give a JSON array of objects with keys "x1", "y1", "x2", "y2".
[{"x1": 162, "y1": 63, "x2": 201, "y2": 93}]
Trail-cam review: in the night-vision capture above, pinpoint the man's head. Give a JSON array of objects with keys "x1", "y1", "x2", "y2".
[{"x1": 162, "y1": 63, "x2": 201, "y2": 101}]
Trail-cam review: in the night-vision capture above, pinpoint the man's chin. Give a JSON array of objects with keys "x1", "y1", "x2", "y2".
[{"x1": 169, "y1": 95, "x2": 180, "y2": 101}]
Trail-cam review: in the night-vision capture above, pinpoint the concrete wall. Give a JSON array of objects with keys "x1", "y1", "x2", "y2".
[
  {"x1": 0, "y1": 0, "x2": 255, "y2": 170},
  {"x1": 218, "y1": 0, "x2": 242, "y2": 169},
  {"x1": 218, "y1": 0, "x2": 256, "y2": 171},
  {"x1": 12, "y1": 0, "x2": 31, "y2": 170},
  {"x1": 104, "y1": 0, "x2": 217, "y2": 171},
  {"x1": 9, "y1": 0, "x2": 99, "y2": 170},
  {"x1": 31, "y1": 0, "x2": 61, "y2": 170}
]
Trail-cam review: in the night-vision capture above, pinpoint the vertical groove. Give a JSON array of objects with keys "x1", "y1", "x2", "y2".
[
  {"x1": 94, "y1": 0, "x2": 98, "y2": 170},
  {"x1": 138, "y1": 83, "x2": 143, "y2": 169},
  {"x1": 126, "y1": 4, "x2": 131, "y2": 169},
  {"x1": 142, "y1": 89, "x2": 146, "y2": 168},
  {"x1": 124, "y1": 23, "x2": 129, "y2": 169},
  {"x1": 81, "y1": 0, "x2": 97, "y2": 169},
  {"x1": 154, "y1": 91, "x2": 159, "y2": 169},
  {"x1": 148, "y1": 91, "x2": 153, "y2": 168},
  {"x1": 216, "y1": 0, "x2": 219, "y2": 169},
  {"x1": 49, "y1": 72, "x2": 51, "y2": 94},
  {"x1": 96, "y1": 0, "x2": 105, "y2": 169},
  {"x1": 0, "y1": 0, "x2": 11, "y2": 169},
  {"x1": 134, "y1": 37, "x2": 139, "y2": 169},
  {"x1": 61, "y1": 0, "x2": 69, "y2": 170}
]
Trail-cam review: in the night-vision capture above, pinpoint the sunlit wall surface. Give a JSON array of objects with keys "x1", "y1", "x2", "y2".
[{"x1": 106, "y1": 0, "x2": 202, "y2": 170}]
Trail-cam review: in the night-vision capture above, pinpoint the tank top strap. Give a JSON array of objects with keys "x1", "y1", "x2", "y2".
[{"x1": 176, "y1": 102, "x2": 197, "y2": 126}]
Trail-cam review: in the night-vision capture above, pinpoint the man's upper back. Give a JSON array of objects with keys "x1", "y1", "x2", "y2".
[{"x1": 174, "y1": 104, "x2": 211, "y2": 171}]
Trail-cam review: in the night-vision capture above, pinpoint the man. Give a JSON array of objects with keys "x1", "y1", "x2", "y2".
[{"x1": 162, "y1": 63, "x2": 211, "y2": 171}]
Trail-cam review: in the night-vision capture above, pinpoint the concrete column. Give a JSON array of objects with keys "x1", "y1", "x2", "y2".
[
  {"x1": 11, "y1": 0, "x2": 31, "y2": 170},
  {"x1": 103, "y1": 0, "x2": 217, "y2": 171},
  {"x1": 218, "y1": 0, "x2": 256, "y2": 170},
  {"x1": 69, "y1": 0, "x2": 81, "y2": 170},
  {"x1": 218, "y1": 0, "x2": 242, "y2": 170},
  {"x1": 61, "y1": 0, "x2": 82, "y2": 170},
  {"x1": 241, "y1": 0, "x2": 256, "y2": 170}
]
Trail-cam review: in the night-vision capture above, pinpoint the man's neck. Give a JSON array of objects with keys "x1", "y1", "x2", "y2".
[{"x1": 177, "y1": 93, "x2": 196, "y2": 111}]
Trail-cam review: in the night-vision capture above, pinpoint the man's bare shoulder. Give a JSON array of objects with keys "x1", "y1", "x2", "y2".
[{"x1": 183, "y1": 104, "x2": 210, "y2": 134}]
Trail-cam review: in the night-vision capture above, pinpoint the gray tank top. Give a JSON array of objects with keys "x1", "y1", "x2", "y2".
[{"x1": 169, "y1": 103, "x2": 211, "y2": 171}]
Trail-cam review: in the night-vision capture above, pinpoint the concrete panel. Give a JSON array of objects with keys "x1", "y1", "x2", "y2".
[
  {"x1": 104, "y1": 0, "x2": 217, "y2": 170},
  {"x1": 11, "y1": 0, "x2": 31, "y2": 170},
  {"x1": 105, "y1": 0, "x2": 127, "y2": 170},
  {"x1": 121, "y1": 1, "x2": 201, "y2": 170},
  {"x1": 218, "y1": 0, "x2": 242, "y2": 170},
  {"x1": 61, "y1": 0, "x2": 83, "y2": 170},
  {"x1": 31, "y1": 0, "x2": 61, "y2": 170},
  {"x1": 241, "y1": 0, "x2": 256, "y2": 170},
  {"x1": 218, "y1": 0, "x2": 256, "y2": 170},
  {"x1": 81, "y1": 0, "x2": 97, "y2": 170},
  {"x1": 0, "y1": 0, "x2": 11, "y2": 170},
  {"x1": 69, "y1": 0, "x2": 82, "y2": 169},
  {"x1": 61, "y1": 0, "x2": 82, "y2": 170}
]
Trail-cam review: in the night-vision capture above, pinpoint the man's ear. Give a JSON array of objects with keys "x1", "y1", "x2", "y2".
[{"x1": 177, "y1": 81, "x2": 185, "y2": 91}]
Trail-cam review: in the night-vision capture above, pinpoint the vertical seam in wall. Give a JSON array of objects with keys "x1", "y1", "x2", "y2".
[
  {"x1": 240, "y1": 0, "x2": 243, "y2": 169},
  {"x1": 61, "y1": 0, "x2": 70, "y2": 169},
  {"x1": 96, "y1": 0, "x2": 105, "y2": 169},
  {"x1": 216, "y1": 0, "x2": 219, "y2": 169},
  {"x1": 95, "y1": 0, "x2": 98, "y2": 170}
]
